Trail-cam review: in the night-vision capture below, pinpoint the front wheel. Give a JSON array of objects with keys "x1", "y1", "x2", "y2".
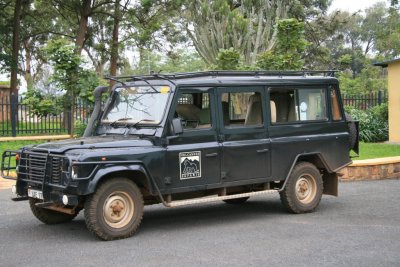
[
  {"x1": 84, "y1": 178, "x2": 144, "y2": 241},
  {"x1": 29, "y1": 198, "x2": 78, "y2": 224},
  {"x1": 279, "y1": 162, "x2": 323, "y2": 213}
]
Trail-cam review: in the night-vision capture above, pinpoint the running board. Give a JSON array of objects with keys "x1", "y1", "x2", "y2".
[{"x1": 165, "y1": 189, "x2": 277, "y2": 208}]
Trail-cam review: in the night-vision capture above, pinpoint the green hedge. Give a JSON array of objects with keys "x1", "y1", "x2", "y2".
[{"x1": 345, "y1": 104, "x2": 388, "y2": 143}]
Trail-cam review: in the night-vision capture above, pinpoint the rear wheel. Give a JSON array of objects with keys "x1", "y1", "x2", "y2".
[
  {"x1": 345, "y1": 113, "x2": 357, "y2": 150},
  {"x1": 223, "y1": 197, "x2": 249, "y2": 204},
  {"x1": 84, "y1": 178, "x2": 144, "y2": 241},
  {"x1": 29, "y1": 198, "x2": 78, "y2": 224},
  {"x1": 279, "y1": 162, "x2": 323, "y2": 213}
]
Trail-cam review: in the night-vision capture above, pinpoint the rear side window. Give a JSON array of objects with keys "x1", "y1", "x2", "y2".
[
  {"x1": 270, "y1": 88, "x2": 327, "y2": 123},
  {"x1": 330, "y1": 88, "x2": 342, "y2": 121}
]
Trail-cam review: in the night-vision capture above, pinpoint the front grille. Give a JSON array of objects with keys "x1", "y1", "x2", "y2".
[
  {"x1": 51, "y1": 157, "x2": 62, "y2": 184},
  {"x1": 27, "y1": 153, "x2": 47, "y2": 181},
  {"x1": 19, "y1": 152, "x2": 66, "y2": 185}
]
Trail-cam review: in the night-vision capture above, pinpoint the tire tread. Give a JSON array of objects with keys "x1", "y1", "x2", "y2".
[
  {"x1": 84, "y1": 178, "x2": 144, "y2": 241},
  {"x1": 279, "y1": 162, "x2": 323, "y2": 214},
  {"x1": 29, "y1": 198, "x2": 78, "y2": 224}
]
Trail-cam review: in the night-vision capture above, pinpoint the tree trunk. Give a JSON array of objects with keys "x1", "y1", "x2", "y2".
[
  {"x1": 109, "y1": 0, "x2": 120, "y2": 91},
  {"x1": 68, "y1": 0, "x2": 91, "y2": 133},
  {"x1": 10, "y1": 0, "x2": 23, "y2": 97},
  {"x1": 70, "y1": 91, "x2": 75, "y2": 135},
  {"x1": 75, "y1": 0, "x2": 92, "y2": 54},
  {"x1": 10, "y1": 0, "x2": 24, "y2": 137},
  {"x1": 24, "y1": 39, "x2": 34, "y2": 91}
]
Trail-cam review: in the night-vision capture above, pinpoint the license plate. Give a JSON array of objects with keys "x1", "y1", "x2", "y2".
[{"x1": 28, "y1": 189, "x2": 43, "y2": 200}]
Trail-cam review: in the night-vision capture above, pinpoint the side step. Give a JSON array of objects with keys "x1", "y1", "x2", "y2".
[{"x1": 165, "y1": 189, "x2": 278, "y2": 208}]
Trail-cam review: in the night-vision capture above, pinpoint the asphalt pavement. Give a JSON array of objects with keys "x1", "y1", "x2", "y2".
[{"x1": 0, "y1": 179, "x2": 399, "y2": 267}]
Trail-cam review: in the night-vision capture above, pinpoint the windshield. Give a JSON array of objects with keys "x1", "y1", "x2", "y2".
[{"x1": 101, "y1": 85, "x2": 171, "y2": 125}]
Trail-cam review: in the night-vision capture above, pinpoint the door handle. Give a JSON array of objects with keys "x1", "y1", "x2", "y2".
[
  {"x1": 256, "y1": 149, "x2": 269, "y2": 153},
  {"x1": 205, "y1": 152, "x2": 218, "y2": 157}
]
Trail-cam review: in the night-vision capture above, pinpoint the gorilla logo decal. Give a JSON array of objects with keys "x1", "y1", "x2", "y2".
[{"x1": 179, "y1": 151, "x2": 201, "y2": 179}]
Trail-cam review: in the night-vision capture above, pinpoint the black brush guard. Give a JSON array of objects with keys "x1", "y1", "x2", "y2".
[{"x1": 1, "y1": 150, "x2": 20, "y2": 180}]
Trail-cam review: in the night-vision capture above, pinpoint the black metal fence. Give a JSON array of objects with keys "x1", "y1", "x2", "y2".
[
  {"x1": 0, "y1": 90, "x2": 388, "y2": 137},
  {"x1": 342, "y1": 90, "x2": 387, "y2": 110},
  {"x1": 0, "y1": 95, "x2": 93, "y2": 137}
]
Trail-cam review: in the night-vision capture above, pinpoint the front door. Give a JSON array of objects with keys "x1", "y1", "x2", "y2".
[
  {"x1": 165, "y1": 87, "x2": 221, "y2": 192},
  {"x1": 217, "y1": 86, "x2": 271, "y2": 183}
]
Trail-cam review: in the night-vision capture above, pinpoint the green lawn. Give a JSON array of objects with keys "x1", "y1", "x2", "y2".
[
  {"x1": 0, "y1": 140, "x2": 43, "y2": 157},
  {"x1": 354, "y1": 142, "x2": 400, "y2": 160}
]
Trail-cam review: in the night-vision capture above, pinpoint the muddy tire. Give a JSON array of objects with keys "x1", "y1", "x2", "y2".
[
  {"x1": 279, "y1": 162, "x2": 323, "y2": 214},
  {"x1": 223, "y1": 197, "x2": 249, "y2": 204},
  {"x1": 345, "y1": 113, "x2": 357, "y2": 150},
  {"x1": 84, "y1": 178, "x2": 144, "y2": 241},
  {"x1": 29, "y1": 198, "x2": 78, "y2": 224}
]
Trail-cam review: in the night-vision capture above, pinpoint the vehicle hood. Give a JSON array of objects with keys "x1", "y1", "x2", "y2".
[{"x1": 28, "y1": 136, "x2": 154, "y2": 154}]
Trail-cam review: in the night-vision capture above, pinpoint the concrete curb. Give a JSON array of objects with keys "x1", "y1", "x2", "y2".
[{"x1": 339, "y1": 156, "x2": 400, "y2": 181}]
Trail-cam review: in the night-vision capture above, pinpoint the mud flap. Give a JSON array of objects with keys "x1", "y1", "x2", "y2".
[{"x1": 322, "y1": 172, "x2": 338, "y2": 196}]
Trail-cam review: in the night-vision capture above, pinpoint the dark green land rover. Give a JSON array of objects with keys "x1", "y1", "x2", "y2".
[{"x1": 2, "y1": 71, "x2": 358, "y2": 240}]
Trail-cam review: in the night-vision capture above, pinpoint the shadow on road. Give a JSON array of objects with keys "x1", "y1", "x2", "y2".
[{"x1": 2, "y1": 196, "x2": 293, "y2": 241}]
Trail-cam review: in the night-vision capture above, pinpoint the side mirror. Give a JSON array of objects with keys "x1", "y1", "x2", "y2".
[{"x1": 172, "y1": 118, "x2": 183, "y2": 135}]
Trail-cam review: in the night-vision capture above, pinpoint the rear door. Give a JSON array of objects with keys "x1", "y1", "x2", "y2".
[
  {"x1": 268, "y1": 85, "x2": 348, "y2": 180},
  {"x1": 216, "y1": 86, "x2": 271, "y2": 183}
]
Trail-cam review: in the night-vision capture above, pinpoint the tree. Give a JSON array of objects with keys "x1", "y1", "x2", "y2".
[
  {"x1": 0, "y1": 1, "x2": 14, "y2": 74},
  {"x1": 109, "y1": 0, "x2": 121, "y2": 84},
  {"x1": 375, "y1": 3, "x2": 400, "y2": 57},
  {"x1": 44, "y1": 39, "x2": 100, "y2": 134},
  {"x1": 256, "y1": 19, "x2": 308, "y2": 70},
  {"x1": 184, "y1": 0, "x2": 291, "y2": 66},
  {"x1": 215, "y1": 48, "x2": 241, "y2": 70},
  {"x1": 9, "y1": 0, "x2": 31, "y2": 136},
  {"x1": 124, "y1": 0, "x2": 185, "y2": 65}
]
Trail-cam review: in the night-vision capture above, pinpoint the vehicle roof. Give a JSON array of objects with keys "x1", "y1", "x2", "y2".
[{"x1": 109, "y1": 71, "x2": 339, "y2": 88}]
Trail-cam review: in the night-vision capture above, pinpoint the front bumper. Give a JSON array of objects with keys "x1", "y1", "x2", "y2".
[{"x1": 2, "y1": 150, "x2": 88, "y2": 204}]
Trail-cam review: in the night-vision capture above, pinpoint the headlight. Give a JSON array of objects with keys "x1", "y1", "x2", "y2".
[{"x1": 71, "y1": 166, "x2": 78, "y2": 179}]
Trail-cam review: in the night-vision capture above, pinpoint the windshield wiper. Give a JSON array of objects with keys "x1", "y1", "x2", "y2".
[
  {"x1": 130, "y1": 119, "x2": 156, "y2": 128},
  {"x1": 109, "y1": 117, "x2": 132, "y2": 127}
]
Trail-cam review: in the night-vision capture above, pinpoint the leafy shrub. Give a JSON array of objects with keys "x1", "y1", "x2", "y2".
[
  {"x1": 22, "y1": 90, "x2": 63, "y2": 117},
  {"x1": 215, "y1": 48, "x2": 241, "y2": 70},
  {"x1": 345, "y1": 103, "x2": 388, "y2": 142},
  {"x1": 74, "y1": 120, "x2": 87, "y2": 137}
]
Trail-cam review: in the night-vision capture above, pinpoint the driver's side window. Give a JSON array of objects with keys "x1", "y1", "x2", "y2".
[{"x1": 175, "y1": 92, "x2": 212, "y2": 130}]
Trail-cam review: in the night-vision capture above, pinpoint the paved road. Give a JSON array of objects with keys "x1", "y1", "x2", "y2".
[{"x1": 0, "y1": 180, "x2": 399, "y2": 267}]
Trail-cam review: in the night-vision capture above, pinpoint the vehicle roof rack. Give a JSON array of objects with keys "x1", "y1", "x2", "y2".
[{"x1": 105, "y1": 70, "x2": 338, "y2": 83}]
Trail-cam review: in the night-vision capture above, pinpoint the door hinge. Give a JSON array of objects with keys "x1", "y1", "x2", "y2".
[{"x1": 221, "y1": 171, "x2": 227, "y2": 179}]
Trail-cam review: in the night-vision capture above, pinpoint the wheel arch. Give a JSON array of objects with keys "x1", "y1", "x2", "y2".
[
  {"x1": 280, "y1": 153, "x2": 338, "y2": 196},
  {"x1": 87, "y1": 165, "x2": 155, "y2": 196}
]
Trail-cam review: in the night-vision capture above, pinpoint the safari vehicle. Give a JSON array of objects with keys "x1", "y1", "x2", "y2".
[{"x1": 1, "y1": 71, "x2": 358, "y2": 240}]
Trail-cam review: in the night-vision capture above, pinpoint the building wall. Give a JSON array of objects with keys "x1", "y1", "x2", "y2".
[{"x1": 388, "y1": 61, "x2": 400, "y2": 142}]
